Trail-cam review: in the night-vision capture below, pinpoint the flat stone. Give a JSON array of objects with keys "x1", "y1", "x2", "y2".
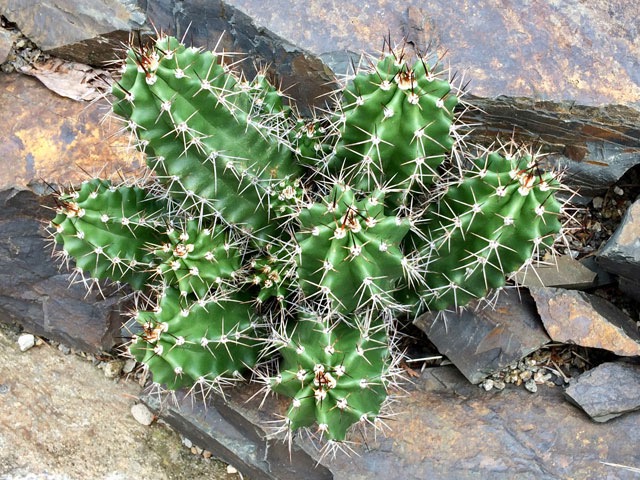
[
  {"x1": 512, "y1": 256, "x2": 598, "y2": 289},
  {"x1": 145, "y1": 364, "x2": 640, "y2": 480},
  {"x1": 0, "y1": 28, "x2": 14, "y2": 64},
  {"x1": 619, "y1": 276, "x2": 640, "y2": 304},
  {"x1": 0, "y1": 73, "x2": 142, "y2": 354},
  {"x1": 123, "y1": 358, "x2": 137, "y2": 374},
  {"x1": 0, "y1": 0, "x2": 147, "y2": 65},
  {"x1": 578, "y1": 256, "x2": 615, "y2": 288},
  {"x1": 530, "y1": 287, "x2": 640, "y2": 356},
  {"x1": 413, "y1": 289, "x2": 550, "y2": 384},
  {"x1": 565, "y1": 362, "x2": 640, "y2": 422},
  {"x1": 597, "y1": 199, "x2": 640, "y2": 302},
  {"x1": 6, "y1": 2, "x2": 636, "y2": 197},
  {"x1": 225, "y1": 1, "x2": 640, "y2": 107}
]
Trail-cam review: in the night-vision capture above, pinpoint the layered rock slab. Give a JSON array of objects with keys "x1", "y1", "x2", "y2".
[
  {"x1": 530, "y1": 287, "x2": 640, "y2": 357},
  {"x1": 0, "y1": 72, "x2": 141, "y2": 190},
  {"x1": 223, "y1": 0, "x2": 640, "y2": 198},
  {"x1": 414, "y1": 289, "x2": 550, "y2": 384},
  {"x1": 0, "y1": 0, "x2": 147, "y2": 64},
  {"x1": 146, "y1": 365, "x2": 640, "y2": 480},
  {"x1": 597, "y1": 199, "x2": 640, "y2": 302},
  {"x1": 4, "y1": 1, "x2": 639, "y2": 199},
  {"x1": 565, "y1": 362, "x2": 640, "y2": 422},
  {"x1": 0, "y1": 188, "x2": 124, "y2": 353}
]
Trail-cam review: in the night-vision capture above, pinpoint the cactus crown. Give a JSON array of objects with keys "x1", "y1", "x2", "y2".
[{"x1": 48, "y1": 33, "x2": 568, "y2": 453}]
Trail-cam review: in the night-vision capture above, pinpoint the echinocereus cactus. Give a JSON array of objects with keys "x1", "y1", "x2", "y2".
[{"x1": 47, "y1": 33, "x2": 569, "y2": 453}]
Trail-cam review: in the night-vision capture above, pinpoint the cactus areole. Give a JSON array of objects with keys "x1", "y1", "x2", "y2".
[{"x1": 48, "y1": 33, "x2": 568, "y2": 452}]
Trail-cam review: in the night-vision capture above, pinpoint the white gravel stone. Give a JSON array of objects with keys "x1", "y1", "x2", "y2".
[
  {"x1": 18, "y1": 334, "x2": 36, "y2": 352},
  {"x1": 131, "y1": 403, "x2": 154, "y2": 426},
  {"x1": 481, "y1": 379, "x2": 494, "y2": 391},
  {"x1": 592, "y1": 196, "x2": 604, "y2": 209},
  {"x1": 122, "y1": 358, "x2": 137, "y2": 374}
]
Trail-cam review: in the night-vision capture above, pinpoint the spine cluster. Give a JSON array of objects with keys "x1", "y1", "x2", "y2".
[{"x1": 47, "y1": 33, "x2": 569, "y2": 450}]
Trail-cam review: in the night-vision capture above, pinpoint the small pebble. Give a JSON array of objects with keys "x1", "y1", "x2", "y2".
[
  {"x1": 131, "y1": 403, "x2": 154, "y2": 426},
  {"x1": 553, "y1": 375, "x2": 567, "y2": 386},
  {"x1": 17, "y1": 334, "x2": 35, "y2": 352},
  {"x1": 592, "y1": 196, "x2": 604, "y2": 209},
  {"x1": 58, "y1": 344, "x2": 71, "y2": 355},
  {"x1": 182, "y1": 437, "x2": 193, "y2": 449},
  {"x1": 493, "y1": 380, "x2": 506, "y2": 391},
  {"x1": 519, "y1": 370, "x2": 533, "y2": 382},
  {"x1": 481, "y1": 379, "x2": 494, "y2": 391},
  {"x1": 227, "y1": 465, "x2": 238, "y2": 474},
  {"x1": 123, "y1": 358, "x2": 137, "y2": 374},
  {"x1": 104, "y1": 360, "x2": 125, "y2": 379},
  {"x1": 202, "y1": 450, "x2": 212, "y2": 459},
  {"x1": 524, "y1": 379, "x2": 538, "y2": 393},
  {"x1": 613, "y1": 186, "x2": 624, "y2": 196}
]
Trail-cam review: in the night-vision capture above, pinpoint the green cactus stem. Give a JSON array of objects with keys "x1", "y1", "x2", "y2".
[
  {"x1": 111, "y1": 35, "x2": 302, "y2": 240},
  {"x1": 327, "y1": 49, "x2": 459, "y2": 209},
  {"x1": 296, "y1": 184, "x2": 411, "y2": 314},
  {"x1": 45, "y1": 34, "x2": 571, "y2": 451},
  {"x1": 129, "y1": 287, "x2": 262, "y2": 393},
  {"x1": 267, "y1": 312, "x2": 392, "y2": 442},
  {"x1": 247, "y1": 243, "x2": 298, "y2": 306},
  {"x1": 49, "y1": 178, "x2": 166, "y2": 290},
  {"x1": 409, "y1": 149, "x2": 564, "y2": 311},
  {"x1": 148, "y1": 219, "x2": 242, "y2": 300}
]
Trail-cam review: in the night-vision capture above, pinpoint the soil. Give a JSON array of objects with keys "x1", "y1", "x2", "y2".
[{"x1": 0, "y1": 321, "x2": 240, "y2": 480}]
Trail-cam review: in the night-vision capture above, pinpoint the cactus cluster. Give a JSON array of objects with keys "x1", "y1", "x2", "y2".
[{"x1": 48, "y1": 33, "x2": 568, "y2": 452}]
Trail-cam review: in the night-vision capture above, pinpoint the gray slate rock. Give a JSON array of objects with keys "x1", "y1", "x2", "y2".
[
  {"x1": 597, "y1": 199, "x2": 640, "y2": 302},
  {"x1": 0, "y1": 188, "x2": 123, "y2": 353},
  {"x1": 565, "y1": 362, "x2": 640, "y2": 422},
  {"x1": 0, "y1": 0, "x2": 147, "y2": 64},
  {"x1": 0, "y1": 27, "x2": 14, "y2": 64},
  {"x1": 221, "y1": 0, "x2": 640, "y2": 200},
  {"x1": 511, "y1": 255, "x2": 598, "y2": 289},
  {"x1": 414, "y1": 289, "x2": 550, "y2": 384},
  {"x1": 145, "y1": 364, "x2": 640, "y2": 480},
  {"x1": 530, "y1": 287, "x2": 640, "y2": 357}
]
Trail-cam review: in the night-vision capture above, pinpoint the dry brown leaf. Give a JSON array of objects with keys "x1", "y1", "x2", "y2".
[{"x1": 19, "y1": 58, "x2": 112, "y2": 102}]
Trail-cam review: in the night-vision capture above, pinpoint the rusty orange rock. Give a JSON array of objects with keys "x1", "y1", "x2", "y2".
[
  {"x1": 530, "y1": 286, "x2": 640, "y2": 356},
  {"x1": 0, "y1": 72, "x2": 143, "y2": 191}
]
